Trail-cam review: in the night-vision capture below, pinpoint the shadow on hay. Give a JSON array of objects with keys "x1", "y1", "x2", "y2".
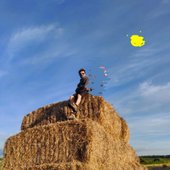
[{"x1": 23, "y1": 101, "x2": 69, "y2": 129}]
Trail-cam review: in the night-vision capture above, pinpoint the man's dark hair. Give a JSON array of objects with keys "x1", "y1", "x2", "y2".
[{"x1": 78, "y1": 68, "x2": 86, "y2": 75}]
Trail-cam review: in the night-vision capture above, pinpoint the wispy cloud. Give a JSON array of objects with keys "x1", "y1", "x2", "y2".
[
  {"x1": 146, "y1": 1, "x2": 170, "y2": 20},
  {"x1": 133, "y1": 141, "x2": 170, "y2": 155},
  {"x1": 106, "y1": 79, "x2": 170, "y2": 155},
  {"x1": 108, "y1": 80, "x2": 170, "y2": 115},
  {"x1": 129, "y1": 113, "x2": 170, "y2": 155},
  {"x1": 20, "y1": 43, "x2": 77, "y2": 66},
  {"x1": 5, "y1": 23, "x2": 80, "y2": 68},
  {"x1": 139, "y1": 81, "x2": 170, "y2": 99},
  {"x1": 7, "y1": 24, "x2": 64, "y2": 60},
  {"x1": 106, "y1": 46, "x2": 161, "y2": 88},
  {"x1": 148, "y1": 9, "x2": 170, "y2": 20},
  {"x1": 129, "y1": 112, "x2": 170, "y2": 136}
]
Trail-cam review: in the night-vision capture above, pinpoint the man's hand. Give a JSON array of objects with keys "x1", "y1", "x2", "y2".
[{"x1": 87, "y1": 88, "x2": 93, "y2": 92}]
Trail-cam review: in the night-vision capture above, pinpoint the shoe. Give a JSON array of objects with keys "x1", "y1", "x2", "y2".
[
  {"x1": 68, "y1": 102, "x2": 78, "y2": 112},
  {"x1": 67, "y1": 113, "x2": 78, "y2": 120}
]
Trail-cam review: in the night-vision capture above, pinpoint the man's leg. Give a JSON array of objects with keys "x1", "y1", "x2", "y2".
[
  {"x1": 75, "y1": 94, "x2": 82, "y2": 106},
  {"x1": 69, "y1": 95, "x2": 75, "y2": 104},
  {"x1": 68, "y1": 95, "x2": 78, "y2": 112},
  {"x1": 68, "y1": 95, "x2": 78, "y2": 120},
  {"x1": 68, "y1": 94, "x2": 81, "y2": 112}
]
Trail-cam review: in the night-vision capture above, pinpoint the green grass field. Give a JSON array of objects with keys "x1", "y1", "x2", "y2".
[
  {"x1": 140, "y1": 155, "x2": 170, "y2": 170},
  {"x1": 147, "y1": 165, "x2": 170, "y2": 170}
]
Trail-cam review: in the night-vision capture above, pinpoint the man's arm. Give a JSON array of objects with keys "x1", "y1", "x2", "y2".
[
  {"x1": 81, "y1": 76, "x2": 89, "y2": 87},
  {"x1": 76, "y1": 76, "x2": 90, "y2": 93}
]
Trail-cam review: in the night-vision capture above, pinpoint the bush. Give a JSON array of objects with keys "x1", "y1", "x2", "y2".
[{"x1": 162, "y1": 164, "x2": 168, "y2": 168}]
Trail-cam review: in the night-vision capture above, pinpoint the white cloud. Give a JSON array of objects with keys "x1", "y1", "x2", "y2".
[
  {"x1": 7, "y1": 24, "x2": 64, "y2": 59},
  {"x1": 20, "y1": 43, "x2": 77, "y2": 66},
  {"x1": 108, "y1": 81, "x2": 170, "y2": 116},
  {"x1": 139, "y1": 81, "x2": 170, "y2": 96},
  {"x1": 5, "y1": 23, "x2": 79, "y2": 67},
  {"x1": 129, "y1": 112, "x2": 170, "y2": 136},
  {"x1": 148, "y1": 9, "x2": 169, "y2": 19},
  {"x1": 106, "y1": 80, "x2": 170, "y2": 154},
  {"x1": 133, "y1": 141, "x2": 170, "y2": 155},
  {"x1": 10, "y1": 24, "x2": 63, "y2": 44},
  {"x1": 129, "y1": 113, "x2": 170, "y2": 155},
  {"x1": 106, "y1": 36, "x2": 170, "y2": 90},
  {"x1": 146, "y1": 1, "x2": 170, "y2": 20},
  {"x1": 106, "y1": 46, "x2": 161, "y2": 88},
  {"x1": 139, "y1": 81, "x2": 170, "y2": 104}
]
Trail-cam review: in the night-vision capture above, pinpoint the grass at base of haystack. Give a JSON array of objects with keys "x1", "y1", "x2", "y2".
[
  {"x1": 0, "y1": 158, "x2": 3, "y2": 170},
  {"x1": 145, "y1": 164, "x2": 170, "y2": 170}
]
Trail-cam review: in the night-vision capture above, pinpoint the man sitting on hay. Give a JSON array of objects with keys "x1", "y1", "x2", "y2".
[{"x1": 68, "y1": 68, "x2": 91, "y2": 119}]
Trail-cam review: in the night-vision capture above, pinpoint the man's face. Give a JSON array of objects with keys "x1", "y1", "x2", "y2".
[{"x1": 80, "y1": 71, "x2": 86, "y2": 77}]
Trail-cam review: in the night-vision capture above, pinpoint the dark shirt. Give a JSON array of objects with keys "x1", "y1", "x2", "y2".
[{"x1": 75, "y1": 75, "x2": 89, "y2": 94}]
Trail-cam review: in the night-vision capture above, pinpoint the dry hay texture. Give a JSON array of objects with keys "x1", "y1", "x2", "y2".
[{"x1": 3, "y1": 94, "x2": 147, "y2": 170}]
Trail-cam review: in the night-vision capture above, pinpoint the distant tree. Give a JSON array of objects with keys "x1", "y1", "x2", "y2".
[
  {"x1": 153, "y1": 158, "x2": 160, "y2": 162},
  {"x1": 139, "y1": 158, "x2": 145, "y2": 164}
]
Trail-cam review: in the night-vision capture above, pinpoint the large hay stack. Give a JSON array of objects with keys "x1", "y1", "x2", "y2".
[{"x1": 3, "y1": 94, "x2": 147, "y2": 170}]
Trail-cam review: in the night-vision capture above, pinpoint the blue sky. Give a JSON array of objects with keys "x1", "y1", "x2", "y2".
[{"x1": 0, "y1": 0, "x2": 170, "y2": 156}]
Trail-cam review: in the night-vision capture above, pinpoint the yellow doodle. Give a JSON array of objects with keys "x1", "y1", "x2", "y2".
[{"x1": 130, "y1": 34, "x2": 145, "y2": 47}]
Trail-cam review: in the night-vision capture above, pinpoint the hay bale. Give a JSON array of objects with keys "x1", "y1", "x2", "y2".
[
  {"x1": 21, "y1": 94, "x2": 129, "y2": 142},
  {"x1": 3, "y1": 94, "x2": 147, "y2": 170}
]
